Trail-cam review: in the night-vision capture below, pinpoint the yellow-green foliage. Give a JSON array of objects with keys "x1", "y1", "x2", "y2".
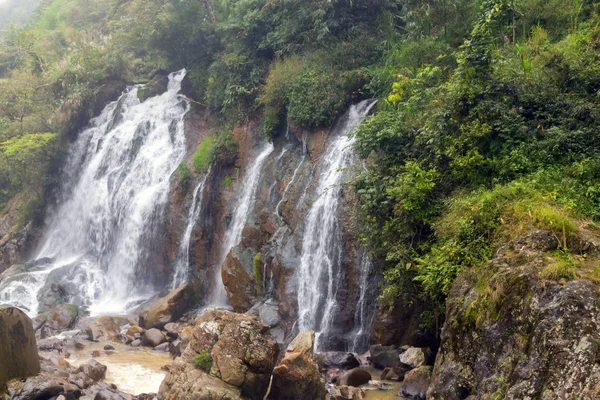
[
  {"x1": 253, "y1": 252, "x2": 262, "y2": 296},
  {"x1": 194, "y1": 351, "x2": 212, "y2": 373},
  {"x1": 540, "y1": 250, "x2": 582, "y2": 281},
  {"x1": 222, "y1": 175, "x2": 232, "y2": 188},
  {"x1": 193, "y1": 134, "x2": 217, "y2": 173}
]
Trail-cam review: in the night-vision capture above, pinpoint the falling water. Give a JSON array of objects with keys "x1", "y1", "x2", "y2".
[
  {"x1": 275, "y1": 132, "x2": 307, "y2": 220},
  {"x1": 209, "y1": 142, "x2": 274, "y2": 306},
  {"x1": 350, "y1": 255, "x2": 376, "y2": 353},
  {"x1": 296, "y1": 99, "x2": 376, "y2": 350},
  {"x1": 171, "y1": 168, "x2": 211, "y2": 290},
  {"x1": 0, "y1": 70, "x2": 189, "y2": 316}
]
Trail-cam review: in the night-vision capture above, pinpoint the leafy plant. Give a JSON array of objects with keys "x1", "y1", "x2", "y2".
[{"x1": 194, "y1": 351, "x2": 212, "y2": 373}]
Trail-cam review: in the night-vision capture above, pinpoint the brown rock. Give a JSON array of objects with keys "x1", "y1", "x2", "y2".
[
  {"x1": 85, "y1": 316, "x2": 120, "y2": 342},
  {"x1": 221, "y1": 247, "x2": 256, "y2": 313},
  {"x1": 270, "y1": 331, "x2": 327, "y2": 400},
  {"x1": 139, "y1": 284, "x2": 195, "y2": 329},
  {"x1": 0, "y1": 307, "x2": 40, "y2": 391},
  {"x1": 400, "y1": 365, "x2": 432, "y2": 400},
  {"x1": 159, "y1": 310, "x2": 279, "y2": 400},
  {"x1": 339, "y1": 368, "x2": 371, "y2": 387},
  {"x1": 46, "y1": 304, "x2": 79, "y2": 331},
  {"x1": 78, "y1": 359, "x2": 107, "y2": 381},
  {"x1": 126, "y1": 325, "x2": 146, "y2": 336}
]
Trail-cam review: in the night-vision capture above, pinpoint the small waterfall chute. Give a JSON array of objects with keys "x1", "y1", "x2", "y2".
[
  {"x1": 209, "y1": 142, "x2": 274, "y2": 306},
  {"x1": 171, "y1": 167, "x2": 211, "y2": 290}
]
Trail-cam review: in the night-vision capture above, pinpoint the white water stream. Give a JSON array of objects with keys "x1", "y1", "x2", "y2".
[
  {"x1": 0, "y1": 71, "x2": 189, "y2": 316},
  {"x1": 296, "y1": 100, "x2": 376, "y2": 350},
  {"x1": 171, "y1": 168, "x2": 211, "y2": 290},
  {"x1": 209, "y1": 142, "x2": 274, "y2": 306}
]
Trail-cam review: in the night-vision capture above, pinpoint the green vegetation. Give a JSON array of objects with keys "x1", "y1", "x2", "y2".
[
  {"x1": 193, "y1": 135, "x2": 218, "y2": 173},
  {"x1": 177, "y1": 162, "x2": 192, "y2": 194},
  {"x1": 194, "y1": 351, "x2": 212, "y2": 373},
  {"x1": 253, "y1": 252, "x2": 262, "y2": 296},
  {"x1": 354, "y1": 0, "x2": 600, "y2": 329},
  {"x1": 222, "y1": 175, "x2": 232, "y2": 188}
]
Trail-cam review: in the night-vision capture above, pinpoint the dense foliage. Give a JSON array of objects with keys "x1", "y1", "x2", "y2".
[{"x1": 355, "y1": 0, "x2": 600, "y2": 327}]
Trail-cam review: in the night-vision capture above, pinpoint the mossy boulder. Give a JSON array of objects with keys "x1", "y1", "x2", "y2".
[
  {"x1": 0, "y1": 307, "x2": 40, "y2": 392},
  {"x1": 159, "y1": 310, "x2": 279, "y2": 400},
  {"x1": 137, "y1": 72, "x2": 169, "y2": 102},
  {"x1": 428, "y1": 232, "x2": 600, "y2": 399}
]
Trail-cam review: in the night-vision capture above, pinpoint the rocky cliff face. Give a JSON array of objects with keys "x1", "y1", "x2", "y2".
[
  {"x1": 164, "y1": 103, "x2": 384, "y2": 350},
  {"x1": 428, "y1": 230, "x2": 600, "y2": 399}
]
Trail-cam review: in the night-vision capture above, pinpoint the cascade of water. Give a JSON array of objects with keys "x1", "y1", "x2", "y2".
[
  {"x1": 296, "y1": 99, "x2": 376, "y2": 351},
  {"x1": 209, "y1": 142, "x2": 274, "y2": 306},
  {"x1": 0, "y1": 70, "x2": 189, "y2": 316},
  {"x1": 171, "y1": 168, "x2": 211, "y2": 290},
  {"x1": 275, "y1": 132, "x2": 307, "y2": 220},
  {"x1": 350, "y1": 254, "x2": 376, "y2": 353}
]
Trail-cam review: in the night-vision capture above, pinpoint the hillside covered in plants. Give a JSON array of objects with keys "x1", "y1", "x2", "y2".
[{"x1": 2, "y1": 0, "x2": 600, "y2": 399}]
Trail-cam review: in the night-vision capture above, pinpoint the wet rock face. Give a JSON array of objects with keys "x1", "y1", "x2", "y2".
[
  {"x1": 270, "y1": 331, "x2": 327, "y2": 400},
  {"x1": 428, "y1": 235, "x2": 600, "y2": 399},
  {"x1": 139, "y1": 284, "x2": 195, "y2": 329},
  {"x1": 159, "y1": 309, "x2": 279, "y2": 400},
  {"x1": 137, "y1": 72, "x2": 169, "y2": 102},
  {"x1": 46, "y1": 304, "x2": 79, "y2": 331},
  {"x1": 221, "y1": 246, "x2": 256, "y2": 313},
  {"x1": 0, "y1": 307, "x2": 40, "y2": 392}
]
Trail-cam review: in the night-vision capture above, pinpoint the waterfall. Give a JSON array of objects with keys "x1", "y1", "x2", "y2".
[
  {"x1": 296, "y1": 99, "x2": 376, "y2": 351},
  {"x1": 0, "y1": 70, "x2": 189, "y2": 316},
  {"x1": 171, "y1": 168, "x2": 211, "y2": 290},
  {"x1": 209, "y1": 142, "x2": 274, "y2": 306},
  {"x1": 350, "y1": 255, "x2": 376, "y2": 353},
  {"x1": 275, "y1": 132, "x2": 307, "y2": 220}
]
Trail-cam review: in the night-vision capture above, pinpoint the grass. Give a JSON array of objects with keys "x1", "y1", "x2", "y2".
[
  {"x1": 193, "y1": 134, "x2": 217, "y2": 173},
  {"x1": 222, "y1": 175, "x2": 232, "y2": 187},
  {"x1": 194, "y1": 351, "x2": 212, "y2": 373}
]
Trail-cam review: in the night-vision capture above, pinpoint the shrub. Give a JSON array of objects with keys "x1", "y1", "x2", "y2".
[
  {"x1": 193, "y1": 134, "x2": 217, "y2": 173},
  {"x1": 194, "y1": 351, "x2": 212, "y2": 373}
]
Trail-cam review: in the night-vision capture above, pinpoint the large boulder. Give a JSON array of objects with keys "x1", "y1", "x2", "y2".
[
  {"x1": 139, "y1": 284, "x2": 195, "y2": 329},
  {"x1": 369, "y1": 345, "x2": 399, "y2": 369},
  {"x1": 318, "y1": 352, "x2": 360, "y2": 370},
  {"x1": 428, "y1": 234, "x2": 600, "y2": 399},
  {"x1": 269, "y1": 331, "x2": 327, "y2": 400},
  {"x1": 85, "y1": 316, "x2": 120, "y2": 342},
  {"x1": 339, "y1": 368, "x2": 371, "y2": 387},
  {"x1": 400, "y1": 366, "x2": 432, "y2": 400},
  {"x1": 46, "y1": 304, "x2": 79, "y2": 331},
  {"x1": 0, "y1": 307, "x2": 40, "y2": 392},
  {"x1": 221, "y1": 247, "x2": 256, "y2": 313},
  {"x1": 158, "y1": 309, "x2": 279, "y2": 400}
]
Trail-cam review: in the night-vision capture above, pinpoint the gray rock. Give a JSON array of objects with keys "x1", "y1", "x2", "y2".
[
  {"x1": 369, "y1": 345, "x2": 399, "y2": 369},
  {"x1": 142, "y1": 328, "x2": 166, "y2": 347},
  {"x1": 154, "y1": 342, "x2": 170, "y2": 352},
  {"x1": 319, "y1": 352, "x2": 360, "y2": 370},
  {"x1": 400, "y1": 365, "x2": 432, "y2": 400},
  {"x1": 47, "y1": 304, "x2": 79, "y2": 331},
  {"x1": 78, "y1": 359, "x2": 107, "y2": 381}
]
